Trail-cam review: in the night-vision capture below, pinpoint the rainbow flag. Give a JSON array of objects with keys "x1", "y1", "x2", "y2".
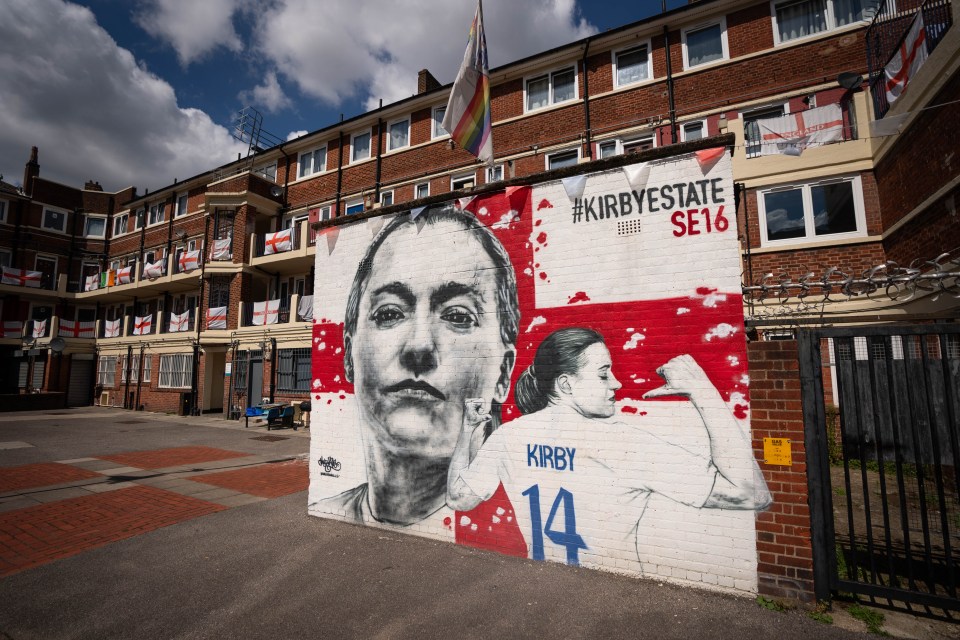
[{"x1": 442, "y1": 0, "x2": 493, "y2": 165}]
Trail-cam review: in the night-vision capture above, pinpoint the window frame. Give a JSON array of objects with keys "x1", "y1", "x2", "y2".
[
  {"x1": 451, "y1": 171, "x2": 476, "y2": 191},
  {"x1": 175, "y1": 192, "x2": 189, "y2": 217},
  {"x1": 0, "y1": 199, "x2": 7, "y2": 224},
  {"x1": 432, "y1": 105, "x2": 448, "y2": 139},
  {"x1": 681, "y1": 120, "x2": 707, "y2": 142},
  {"x1": 344, "y1": 199, "x2": 364, "y2": 216},
  {"x1": 0, "y1": 248, "x2": 11, "y2": 269},
  {"x1": 770, "y1": 0, "x2": 879, "y2": 46},
  {"x1": 681, "y1": 17, "x2": 730, "y2": 69},
  {"x1": 158, "y1": 353, "x2": 193, "y2": 389},
  {"x1": 253, "y1": 162, "x2": 277, "y2": 182},
  {"x1": 386, "y1": 117, "x2": 411, "y2": 152},
  {"x1": 83, "y1": 215, "x2": 107, "y2": 239},
  {"x1": 742, "y1": 102, "x2": 789, "y2": 158},
  {"x1": 524, "y1": 64, "x2": 579, "y2": 113},
  {"x1": 485, "y1": 164, "x2": 504, "y2": 183},
  {"x1": 276, "y1": 347, "x2": 312, "y2": 392},
  {"x1": 41, "y1": 207, "x2": 69, "y2": 233},
  {"x1": 112, "y1": 212, "x2": 130, "y2": 237},
  {"x1": 298, "y1": 145, "x2": 327, "y2": 179},
  {"x1": 97, "y1": 355, "x2": 117, "y2": 387},
  {"x1": 756, "y1": 174, "x2": 867, "y2": 247},
  {"x1": 415, "y1": 182, "x2": 430, "y2": 199},
  {"x1": 612, "y1": 42, "x2": 653, "y2": 88},
  {"x1": 545, "y1": 148, "x2": 580, "y2": 171},
  {"x1": 134, "y1": 208, "x2": 145, "y2": 230},
  {"x1": 379, "y1": 190, "x2": 394, "y2": 207},
  {"x1": 351, "y1": 129, "x2": 372, "y2": 163},
  {"x1": 147, "y1": 202, "x2": 166, "y2": 227}
]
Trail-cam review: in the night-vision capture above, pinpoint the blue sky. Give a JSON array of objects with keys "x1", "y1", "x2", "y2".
[{"x1": 0, "y1": 0, "x2": 685, "y2": 194}]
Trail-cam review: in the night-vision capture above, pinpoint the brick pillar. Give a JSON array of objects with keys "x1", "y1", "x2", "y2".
[{"x1": 748, "y1": 339, "x2": 815, "y2": 603}]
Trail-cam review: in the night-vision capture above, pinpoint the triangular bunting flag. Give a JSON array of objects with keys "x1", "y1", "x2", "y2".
[
  {"x1": 622, "y1": 162, "x2": 651, "y2": 191},
  {"x1": 561, "y1": 175, "x2": 588, "y2": 203},
  {"x1": 325, "y1": 226, "x2": 340, "y2": 255},
  {"x1": 505, "y1": 185, "x2": 527, "y2": 211},
  {"x1": 695, "y1": 147, "x2": 725, "y2": 172},
  {"x1": 410, "y1": 206, "x2": 427, "y2": 222},
  {"x1": 458, "y1": 196, "x2": 476, "y2": 212}
]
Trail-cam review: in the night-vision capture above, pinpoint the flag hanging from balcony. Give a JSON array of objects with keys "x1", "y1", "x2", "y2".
[
  {"x1": 178, "y1": 250, "x2": 201, "y2": 273},
  {"x1": 104, "y1": 318, "x2": 121, "y2": 338},
  {"x1": 169, "y1": 310, "x2": 191, "y2": 333},
  {"x1": 2, "y1": 267, "x2": 42, "y2": 288},
  {"x1": 116, "y1": 266, "x2": 132, "y2": 284},
  {"x1": 212, "y1": 237, "x2": 232, "y2": 261},
  {"x1": 885, "y1": 12, "x2": 928, "y2": 104},
  {"x1": 1, "y1": 321, "x2": 23, "y2": 338},
  {"x1": 264, "y1": 228, "x2": 293, "y2": 255},
  {"x1": 207, "y1": 306, "x2": 227, "y2": 330},
  {"x1": 32, "y1": 319, "x2": 47, "y2": 339},
  {"x1": 133, "y1": 314, "x2": 152, "y2": 335},
  {"x1": 143, "y1": 260, "x2": 165, "y2": 279},
  {"x1": 441, "y1": 0, "x2": 493, "y2": 165},
  {"x1": 252, "y1": 300, "x2": 280, "y2": 326},
  {"x1": 755, "y1": 104, "x2": 843, "y2": 156},
  {"x1": 59, "y1": 319, "x2": 95, "y2": 338},
  {"x1": 84, "y1": 274, "x2": 99, "y2": 292}
]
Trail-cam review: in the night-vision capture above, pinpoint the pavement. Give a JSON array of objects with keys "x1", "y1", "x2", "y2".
[{"x1": 0, "y1": 407, "x2": 956, "y2": 640}]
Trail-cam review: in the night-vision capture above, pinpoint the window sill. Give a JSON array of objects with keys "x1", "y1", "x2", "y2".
[{"x1": 750, "y1": 233, "x2": 879, "y2": 254}]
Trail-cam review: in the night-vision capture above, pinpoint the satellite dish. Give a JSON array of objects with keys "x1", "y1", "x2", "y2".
[
  {"x1": 837, "y1": 72, "x2": 863, "y2": 91},
  {"x1": 50, "y1": 337, "x2": 66, "y2": 353},
  {"x1": 270, "y1": 186, "x2": 283, "y2": 198}
]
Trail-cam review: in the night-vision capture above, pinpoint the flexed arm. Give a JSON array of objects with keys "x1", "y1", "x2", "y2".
[
  {"x1": 645, "y1": 355, "x2": 771, "y2": 510},
  {"x1": 446, "y1": 399, "x2": 497, "y2": 512}
]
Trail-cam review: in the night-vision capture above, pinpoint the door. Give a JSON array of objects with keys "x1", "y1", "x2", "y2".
[
  {"x1": 203, "y1": 350, "x2": 226, "y2": 413},
  {"x1": 248, "y1": 351, "x2": 264, "y2": 405},
  {"x1": 67, "y1": 357, "x2": 94, "y2": 406}
]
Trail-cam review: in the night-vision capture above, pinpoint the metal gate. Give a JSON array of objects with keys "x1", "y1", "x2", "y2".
[{"x1": 799, "y1": 324, "x2": 960, "y2": 610}]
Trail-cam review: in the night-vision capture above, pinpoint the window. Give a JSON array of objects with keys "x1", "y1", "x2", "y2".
[
  {"x1": 0, "y1": 249, "x2": 11, "y2": 269},
  {"x1": 113, "y1": 212, "x2": 129, "y2": 237},
  {"x1": 175, "y1": 193, "x2": 189, "y2": 217},
  {"x1": 0, "y1": 200, "x2": 6, "y2": 223},
  {"x1": 758, "y1": 175, "x2": 865, "y2": 245},
  {"x1": 772, "y1": 0, "x2": 880, "y2": 44},
  {"x1": 134, "y1": 208, "x2": 145, "y2": 230},
  {"x1": 253, "y1": 163, "x2": 277, "y2": 182},
  {"x1": 546, "y1": 149, "x2": 579, "y2": 170},
  {"x1": 599, "y1": 141, "x2": 618, "y2": 158},
  {"x1": 84, "y1": 216, "x2": 106, "y2": 238},
  {"x1": 379, "y1": 191, "x2": 394, "y2": 207},
  {"x1": 432, "y1": 106, "x2": 448, "y2": 138},
  {"x1": 743, "y1": 104, "x2": 787, "y2": 157},
  {"x1": 209, "y1": 276, "x2": 230, "y2": 308},
  {"x1": 624, "y1": 135, "x2": 655, "y2": 154},
  {"x1": 451, "y1": 172, "x2": 475, "y2": 191},
  {"x1": 614, "y1": 44, "x2": 650, "y2": 87},
  {"x1": 120, "y1": 354, "x2": 140, "y2": 383},
  {"x1": 317, "y1": 206, "x2": 331, "y2": 221},
  {"x1": 298, "y1": 146, "x2": 327, "y2": 178},
  {"x1": 97, "y1": 356, "x2": 116, "y2": 386},
  {"x1": 158, "y1": 353, "x2": 193, "y2": 388},
  {"x1": 42, "y1": 208, "x2": 67, "y2": 233},
  {"x1": 387, "y1": 118, "x2": 410, "y2": 151},
  {"x1": 148, "y1": 202, "x2": 165, "y2": 226},
  {"x1": 345, "y1": 199, "x2": 364, "y2": 215},
  {"x1": 415, "y1": 182, "x2": 430, "y2": 199},
  {"x1": 142, "y1": 355, "x2": 152, "y2": 383},
  {"x1": 682, "y1": 121, "x2": 706, "y2": 141},
  {"x1": 486, "y1": 164, "x2": 504, "y2": 183},
  {"x1": 682, "y1": 19, "x2": 728, "y2": 68},
  {"x1": 351, "y1": 130, "x2": 371, "y2": 162},
  {"x1": 277, "y1": 348, "x2": 311, "y2": 391},
  {"x1": 525, "y1": 66, "x2": 577, "y2": 111}
]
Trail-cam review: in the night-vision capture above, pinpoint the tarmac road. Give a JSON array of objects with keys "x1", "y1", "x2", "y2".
[{"x1": 0, "y1": 407, "x2": 927, "y2": 639}]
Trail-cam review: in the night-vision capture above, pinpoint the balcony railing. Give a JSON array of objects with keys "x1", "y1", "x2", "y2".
[
  {"x1": 241, "y1": 298, "x2": 291, "y2": 327},
  {"x1": 164, "y1": 310, "x2": 195, "y2": 334},
  {"x1": 254, "y1": 227, "x2": 301, "y2": 258},
  {"x1": 866, "y1": 0, "x2": 953, "y2": 119},
  {"x1": 743, "y1": 103, "x2": 858, "y2": 159},
  {"x1": 28, "y1": 319, "x2": 50, "y2": 339}
]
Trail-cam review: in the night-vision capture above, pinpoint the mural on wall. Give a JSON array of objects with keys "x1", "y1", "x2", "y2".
[{"x1": 310, "y1": 150, "x2": 771, "y2": 592}]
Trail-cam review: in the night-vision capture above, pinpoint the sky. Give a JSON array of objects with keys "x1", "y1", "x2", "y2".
[{"x1": 0, "y1": 0, "x2": 686, "y2": 195}]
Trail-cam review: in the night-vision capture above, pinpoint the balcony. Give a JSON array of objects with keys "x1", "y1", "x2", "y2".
[
  {"x1": 249, "y1": 220, "x2": 315, "y2": 275},
  {"x1": 235, "y1": 293, "x2": 311, "y2": 331},
  {"x1": 867, "y1": 0, "x2": 953, "y2": 119}
]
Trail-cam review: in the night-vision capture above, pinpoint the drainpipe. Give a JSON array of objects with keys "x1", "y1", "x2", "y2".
[
  {"x1": 67, "y1": 207, "x2": 80, "y2": 292},
  {"x1": 375, "y1": 102, "x2": 384, "y2": 202},
  {"x1": 268, "y1": 337, "x2": 277, "y2": 403},
  {"x1": 124, "y1": 343, "x2": 133, "y2": 409},
  {"x1": 190, "y1": 214, "x2": 211, "y2": 416},
  {"x1": 335, "y1": 128, "x2": 345, "y2": 217},
  {"x1": 134, "y1": 343, "x2": 144, "y2": 410},
  {"x1": 736, "y1": 182, "x2": 754, "y2": 318},
  {"x1": 582, "y1": 36, "x2": 594, "y2": 160},
  {"x1": 664, "y1": 25, "x2": 678, "y2": 144}
]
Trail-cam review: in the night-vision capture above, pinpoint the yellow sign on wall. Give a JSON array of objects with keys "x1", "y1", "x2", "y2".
[{"x1": 764, "y1": 437, "x2": 792, "y2": 466}]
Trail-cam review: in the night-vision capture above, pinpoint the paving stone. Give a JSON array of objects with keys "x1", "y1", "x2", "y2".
[
  {"x1": 0, "y1": 442, "x2": 34, "y2": 450},
  {"x1": 0, "y1": 497, "x2": 43, "y2": 513},
  {"x1": 187, "y1": 487, "x2": 244, "y2": 501},
  {"x1": 98, "y1": 466, "x2": 144, "y2": 476},
  {"x1": 70, "y1": 459, "x2": 129, "y2": 472},
  {"x1": 207, "y1": 494, "x2": 268, "y2": 508},
  {"x1": 31, "y1": 487, "x2": 97, "y2": 503},
  {"x1": 83, "y1": 482, "x2": 137, "y2": 493},
  {"x1": 54, "y1": 458, "x2": 98, "y2": 464}
]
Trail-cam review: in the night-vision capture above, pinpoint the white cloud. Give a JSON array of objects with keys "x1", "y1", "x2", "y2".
[
  {"x1": 134, "y1": 0, "x2": 245, "y2": 66},
  {"x1": 0, "y1": 0, "x2": 246, "y2": 192},
  {"x1": 241, "y1": 71, "x2": 292, "y2": 113},
  {"x1": 286, "y1": 130, "x2": 309, "y2": 141},
  {"x1": 252, "y1": 0, "x2": 597, "y2": 110}
]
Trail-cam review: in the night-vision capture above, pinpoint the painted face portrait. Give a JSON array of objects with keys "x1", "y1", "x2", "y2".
[
  {"x1": 563, "y1": 341, "x2": 621, "y2": 419},
  {"x1": 346, "y1": 214, "x2": 517, "y2": 458}
]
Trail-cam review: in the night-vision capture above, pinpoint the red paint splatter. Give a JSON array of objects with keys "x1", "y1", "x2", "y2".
[
  {"x1": 315, "y1": 395, "x2": 321, "y2": 401},
  {"x1": 640, "y1": 411, "x2": 647, "y2": 416},
  {"x1": 538, "y1": 272, "x2": 548, "y2": 280},
  {"x1": 536, "y1": 232, "x2": 547, "y2": 244},
  {"x1": 567, "y1": 291, "x2": 591, "y2": 304},
  {"x1": 535, "y1": 219, "x2": 542, "y2": 226},
  {"x1": 443, "y1": 516, "x2": 452, "y2": 528},
  {"x1": 696, "y1": 287, "x2": 715, "y2": 295},
  {"x1": 537, "y1": 199, "x2": 553, "y2": 210},
  {"x1": 338, "y1": 394, "x2": 346, "y2": 400},
  {"x1": 734, "y1": 404, "x2": 749, "y2": 419},
  {"x1": 326, "y1": 399, "x2": 332, "y2": 405},
  {"x1": 621, "y1": 406, "x2": 638, "y2": 414}
]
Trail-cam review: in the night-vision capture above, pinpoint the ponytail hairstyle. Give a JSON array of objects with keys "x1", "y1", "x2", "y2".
[{"x1": 514, "y1": 328, "x2": 606, "y2": 415}]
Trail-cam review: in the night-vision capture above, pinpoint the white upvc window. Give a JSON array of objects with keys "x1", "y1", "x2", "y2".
[
  {"x1": 317, "y1": 206, "x2": 331, "y2": 222},
  {"x1": 600, "y1": 133, "x2": 657, "y2": 159},
  {"x1": 613, "y1": 43, "x2": 651, "y2": 87},
  {"x1": 120, "y1": 354, "x2": 140, "y2": 383},
  {"x1": 344, "y1": 199, "x2": 364, "y2": 216},
  {"x1": 134, "y1": 208, "x2": 145, "y2": 230},
  {"x1": 432, "y1": 105, "x2": 448, "y2": 139},
  {"x1": 681, "y1": 120, "x2": 707, "y2": 141},
  {"x1": 42, "y1": 207, "x2": 68, "y2": 233},
  {"x1": 148, "y1": 202, "x2": 165, "y2": 226},
  {"x1": 387, "y1": 117, "x2": 410, "y2": 151},
  {"x1": 772, "y1": 0, "x2": 881, "y2": 45},
  {"x1": 84, "y1": 215, "x2": 107, "y2": 239},
  {"x1": 298, "y1": 146, "x2": 327, "y2": 178},
  {"x1": 175, "y1": 192, "x2": 189, "y2": 217},
  {"x1": 757, "y1": 174, "x2": 867, "y2": 246},
  {"x1": 379, "y1": 190, "x2": 394, "y2": 207},
  {"x1": 142, "y1": 355, "x2": 152, "y2": 383},
  {"x1": 113, "y1": 212, "x2": 129, "y2": 237},
  {"x1": 525, "y1": 65, "x2": 578, "y2": 112},
  {"x1": 0, "y1": 199, "x2": 7, "y2": 223},
  {"x1": 742, "y1": 103, "x2": 788, "y2": 158},
  {"x1": 97, "y1": 356, "x2": 117, "y2": 387},
  {"x1": 415, "y1": 182, "x2": 430, "y2": 199},
  {"x1": 253, "y1": 162, "x2": 277, "y2": 182},
  {"x1": 451, "y1": 172, "x2": 476, "y2": 191},
  {"x1": 485, "y1": 164, "x2": 504, "y2": 183},
  {"x1": 351, "y1": 130, "x2": 372, "y2": 162},
  {"x1": 682, "y1": 18, "x2": 729, "y2": 68},
  {"x1": 158, "y1": 353, "x2": 193, "y2": 388},
  {"x1": 546, "y1": 148, "x2": 580, "y2": 170}
]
